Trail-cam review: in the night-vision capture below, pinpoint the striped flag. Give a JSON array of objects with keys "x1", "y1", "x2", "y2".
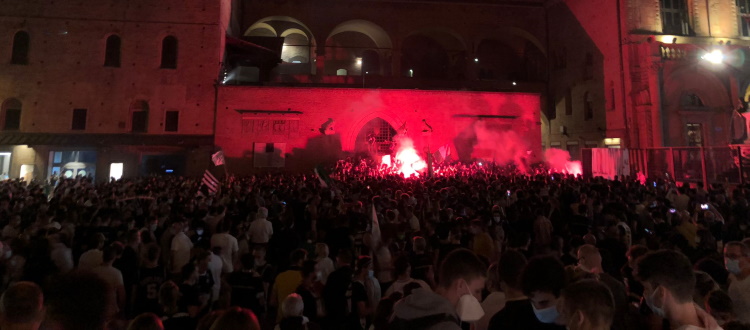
[{"x1": 202, "y1": 170, "x2": 219, "y2": 194}]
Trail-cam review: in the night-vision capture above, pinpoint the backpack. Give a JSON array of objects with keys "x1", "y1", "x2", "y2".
[{"x1": 389, "y1": 314, "x2": 460, "y2": 330}]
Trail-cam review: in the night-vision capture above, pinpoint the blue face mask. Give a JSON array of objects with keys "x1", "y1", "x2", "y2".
[
  {"x1": 645, "y1": 287, "x2": 666, "y2": 318},
  {"x1": 726, "y1": 259, "x2": 742, "y2": 275},
  {"x1": 532, "y1": 304, "x2": 559, "y2": 324}
]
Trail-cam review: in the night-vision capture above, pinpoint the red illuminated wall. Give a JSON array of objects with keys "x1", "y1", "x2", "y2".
[{"x1": 216, "y1": 86, "x2": 541, "y2": 172}]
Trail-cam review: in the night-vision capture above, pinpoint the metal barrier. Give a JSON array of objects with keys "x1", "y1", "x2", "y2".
[{"x1": 582, "y1": 146, "x2": 749, "y2": 186}]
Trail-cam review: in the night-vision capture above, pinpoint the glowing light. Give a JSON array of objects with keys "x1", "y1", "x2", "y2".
[
  {"x1": 702, "y1": 50, "x2": 724, "y2": 64},
  {"x1": 474, "y1": 58, "x2": 479, "y2": 62},
  {"x1": 356, "y1": 58, "x2": 362, "y2": 65},
  {"x1": 604, "y1": 138, "x2": 621, "y2": 145},
  {"x1": 659, "y1": 35, "x2": 676, "y2": 43},
  {"x1": 478, "y1": 162, "x2": 483, "y2": 166},
  {"x1": 380, "y1": 136, "x2": 426, "y2": 178},
  {"x1": 381, "y1": 155, "x2": 391, "y2": 167},
  {"x1": 512, "y1": 81, "x2": 517, "y2": 86}
]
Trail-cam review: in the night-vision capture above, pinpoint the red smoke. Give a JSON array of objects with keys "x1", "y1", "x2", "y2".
[
  {"x1": 544, "y1": 148, "x2": 582, "y2": 176},
  {"x1": 471, "y1": 121, "x2": 531, "y2": 172}
]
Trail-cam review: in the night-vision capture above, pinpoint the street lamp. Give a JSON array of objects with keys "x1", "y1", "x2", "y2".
[{"x1": 701, "y1": 49, "x2": 724, "y2": 64}]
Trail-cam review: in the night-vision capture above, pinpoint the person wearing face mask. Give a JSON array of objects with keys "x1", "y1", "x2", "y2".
[
  {"x1": 390, "y1": 248, "x2": 486, "y2": 330},
  {"x1": 637, "y1": 250, "x2": 722, "y2": 330},
  {"x1": 558, "y1": 280, "x2": 615, "y2": 330},
  {"x1": 491, "y1": 255, "x2": 565, "y2": 330},
  {"x1": 724, "y1": 241, "x2": 750, "y2": 323}
]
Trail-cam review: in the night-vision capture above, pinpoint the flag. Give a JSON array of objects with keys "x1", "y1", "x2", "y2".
[
  {"x1": 202, "y1": 170, "x2": 219, "y2": 194},
  {"x1": 314, "y1": 166, "x2": 331, "y2": 188},
  {"x1": 427, "y1": 151, "x2": 434, "y2": 178},
  {"x1": 370, "y1": 204, "x2": 381, "y2": 246},
  {"x1": 211, "y1": 151, "x2": 225, "y2": 166}
]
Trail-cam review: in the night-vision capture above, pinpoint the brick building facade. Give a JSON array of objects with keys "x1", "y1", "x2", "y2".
[{"x1": 0, "y1": 0, "x2": 222, "y2": 181}]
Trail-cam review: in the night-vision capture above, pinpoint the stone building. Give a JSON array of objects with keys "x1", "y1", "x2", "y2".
[{"x1": 0, "y1": 0, "x2": 221, "y2": 181}]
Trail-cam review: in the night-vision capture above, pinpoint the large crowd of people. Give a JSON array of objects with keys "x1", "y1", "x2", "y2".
[{"x1": 0, "y1": 158, "x2": 749, "y2": 330}]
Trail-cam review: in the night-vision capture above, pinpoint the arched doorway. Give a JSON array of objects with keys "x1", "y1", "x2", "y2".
[{"x1": 355, "y1": 118, "x2": 397, "y2": 156}]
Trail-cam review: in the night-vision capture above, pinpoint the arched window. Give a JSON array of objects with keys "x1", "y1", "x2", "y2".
[
  {"x1": 104, "y1": 35, "x2": 121, "y2": 67},
  {"x1": 681, "y1": 93, "x2": 705, "y2": 107},
  {"x1": 1, "y1": 99, "x2": 21, "y2": 130},
  {"x1": 160, "y1": 36, "x2": 178, "y2": 69},
  {"x1": 130, "y1": 100, "x2": 148, "y2": 132},
  {"x1": 11, "y1": 31, "x2": 30, "y2": 65}
]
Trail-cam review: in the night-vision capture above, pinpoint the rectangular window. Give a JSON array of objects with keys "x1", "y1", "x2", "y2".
[
  {"x1": 132, "y1": 111, "x2": 148, "y2": 132},
  {"x1": 4, "y1": 108, "x2": 20, "y2": 130},
  {"x1": 567, "y1": 142, "x2": 581, "y2": 161},
  {"x1": 164, "y1": 111, "x2": 179, "y2": 132},
  {"x1": 739, "y1": 0, "x2": 750, "y2": 36},
  {"x1": 72, "y1": 108, "x2": 87, "y2": 130},
  {"x1": 565, "y1": 89, "x2": 573, "y2": 115},
  {"x1": 662, "y1": 0, "x2": 689, "y2": 35}
]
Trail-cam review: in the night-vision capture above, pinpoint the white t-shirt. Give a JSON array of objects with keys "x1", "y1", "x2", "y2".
[
  {"x1": 249, "y1": 218, "x2": 273, "y2": 244},
  {"x1": 211, "y1": 233, "x2": 239, "y2": 273},
  {"x1": 208, "y1": 253, "x2": 223, "y2": 302},
  {"x1": 51, "y1": 243, "x2": 74, "y2": 273},
  {"x1": 408, "y1": 215, "x2": 420, "y2": 232},
  {"x1": 171, "y1": 232, "x2": 193, "y2": 273},
  {"x1": 316, "y1": 257, "x2": 335, "y2": 284},
  {"x1": 729, "y1": 274, "x2": 750, "y2": 323},
  {"x1": 91, "y1": 265, "x2": 124, "y2": 289},
  {"x1": 78, "y1": 249, "x2": 103, "y2": 271},
  {"x1": 91, "y1": 265, "x2": 124, "y2": 314}
]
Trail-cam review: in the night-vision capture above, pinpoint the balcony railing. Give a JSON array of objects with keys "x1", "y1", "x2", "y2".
[{"x1": 228, "y1": 73, "x2": 546, "y2": 93}]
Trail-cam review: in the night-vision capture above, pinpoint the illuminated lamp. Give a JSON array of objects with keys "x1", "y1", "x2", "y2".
[
  {"x1": 356, "y1": 58, "x2": 362, "y2": 65},
  {"x1": 474, "y1": 58, "x2": 479, "y2": 63},
  {"x1": 701, "y1": 50, "x2": 724, "y2": 64},
  {"x1": 512, "y1": 81, "x2": 517, "y2": 86},
  {"x1": 604, "y1": 138, "x2": 621, "y2": 145}
]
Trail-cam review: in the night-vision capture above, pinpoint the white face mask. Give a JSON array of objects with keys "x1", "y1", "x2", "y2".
[{"x1": 456, "y1": 283, "x2": 484, "y2": 322}]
